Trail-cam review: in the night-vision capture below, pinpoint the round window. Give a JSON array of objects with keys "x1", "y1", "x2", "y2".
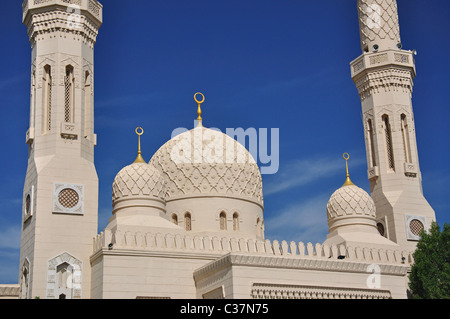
[
  {"x1": 58, "y1": 188, "x2": 80, "y2": 209},
  {"x1": 409, "y1": 219, "x2": 424, "y2": 236}
]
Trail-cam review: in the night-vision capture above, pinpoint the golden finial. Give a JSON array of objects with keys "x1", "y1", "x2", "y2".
[
  {"x1": 133, "y1": 127, "x2": 146, "y2": 163},
  {"x1": 194, "y1": 92, "x2": 205, "y2": 127},
  {"x1": 342, "y1": 153, "x2": 355, "y2": 187}
]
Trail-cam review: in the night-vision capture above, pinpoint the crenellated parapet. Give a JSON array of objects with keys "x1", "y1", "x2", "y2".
[{"x1": 92, "y1": 230, "x2": 414, "y2": 266}]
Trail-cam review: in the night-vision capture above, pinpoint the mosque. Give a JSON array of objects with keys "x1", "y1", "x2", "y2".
[{"x1": 0, "y1": 0, "x2": 436, "y2": 299}]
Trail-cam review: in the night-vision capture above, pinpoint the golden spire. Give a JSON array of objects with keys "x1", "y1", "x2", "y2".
[
  {"x1": 342, "y1": 153, "x2": 355, "y2": 187},
  {"x1": 194, "y1": 92, "x2": 205, "y2": 127},
  {"x1": 133, "y1": 127, "x2": 146, "y2": 163}
]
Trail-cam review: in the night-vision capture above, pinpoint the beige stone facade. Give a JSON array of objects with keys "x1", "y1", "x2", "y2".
[
  {"x1": 3, "y1": 0, "x2": 435, "y2": 299},
  {"x1": 352, "y1": 0, "x2": 436, "y2": 253}
]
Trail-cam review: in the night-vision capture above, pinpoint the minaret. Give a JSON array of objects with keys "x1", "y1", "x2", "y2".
[
  {"x1": 350, "y1": 0, "x2": 435, "y2": 251},
  {"x1": 19, "y1": 0, "x2": 102, "y2": 299}
]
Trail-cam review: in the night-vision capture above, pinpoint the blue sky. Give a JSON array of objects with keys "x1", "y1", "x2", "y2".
[{"x1": 0, "y1": 0, "x2": 448, "y2": 284}]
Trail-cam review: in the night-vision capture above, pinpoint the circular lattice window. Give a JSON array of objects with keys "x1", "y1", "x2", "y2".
[
  {"x1": 53, "y1": 183, "x2": 84, "y2": 215},
  {"x1": 58, "y1": 188, "x2": 80, "y2": 209},
  {"x1": 409, "y1": 219, "x2": 424, "y2": 236}
]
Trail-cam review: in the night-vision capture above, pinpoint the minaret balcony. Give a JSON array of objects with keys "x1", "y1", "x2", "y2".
[
  {"x1": 23, "y1": 0, "x2": 103, "y2": 24},
  {"x1": 350, "y1": 49, "x2": 416, "y2": 79}
]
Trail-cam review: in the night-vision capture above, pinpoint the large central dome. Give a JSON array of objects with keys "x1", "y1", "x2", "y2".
[{"x1": 149, "y1": 126, "x2": 264, "y2": 207}]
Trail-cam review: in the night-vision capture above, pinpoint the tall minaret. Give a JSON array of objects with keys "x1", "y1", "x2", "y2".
[
  {"x1": 350, "y1": 0, "x2": 435, "y2": 252},
  {"x1": 19, "y1": 0, "x2": 102, "y2": 299}
]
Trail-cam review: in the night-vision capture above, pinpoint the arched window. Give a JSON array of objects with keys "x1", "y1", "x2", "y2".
[
  {"x1": 401, "y1": 114, "x2": 412, "y2": 163},
  {"x1": 233, "y1": 213, "x2": 239, "y2": 231},
  {"x1": 56, "y1": 262, "x2": 72, "y2": 299},
  {"x1": 20, "y1": 259, "x2": 30, "y2": 299},
  {"x1": 256, "y1": 218, "x2": 261, "y2": 237},
  {"x1": 382, "y1": 115, "x2": 395, "y2": 171},
  {"x1": 21, "y1": 268, "x2": 29, "y2": 299},
  {"x1": 84, "y1": 71, "x2": 92, "y2": 138},
  {"x1": 47, "y1": 253, "x2": 81, "y2": 299},
  {"x1": 171, "y1": 214, "x2": 178, "y2": 225},
  {"x1": 30, "y1": 70, "x2": 36, "y2": 131},
  {"x1": 367, "y1": 119, "x2": 377, "y2": 167},
  {"x1": 220, "y1": 212, "x2": 227, "y2": 230},
  {"x1": 43, "y1": 65, "x2": 52, "y2": 133},
  {"x1": 64, "y1": 65, "x2": 75, "y2": 123},
  {"x1": 184, "y1": 213, "x2": 191, "y2": 231}
]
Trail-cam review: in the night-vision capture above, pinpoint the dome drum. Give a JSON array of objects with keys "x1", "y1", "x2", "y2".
[
  {"x1": 327, "y1": 215, "x2": 378, "y2": 234},
  {"x1": 166, "y1": 196, "x2": 264, "y2": 240},
  {"x1": 112, "y1": 196, "x2": 166, "y2": 216}
]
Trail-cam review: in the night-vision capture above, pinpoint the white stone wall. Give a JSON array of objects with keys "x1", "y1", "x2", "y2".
[{"x1": 91, "y1": 228, "x2": 413, "y2": 299}]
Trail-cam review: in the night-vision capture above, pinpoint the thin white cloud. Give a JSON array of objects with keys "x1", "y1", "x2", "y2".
[
  {"x1": 265, "y1": 193, "x2": 330, "y2": 245},
  {"x1": 0, "y1": 226, "x2": 21, "y2": 250},
  {"x1": 264, "y1": 155, "x2": 365, "y2": 196}
]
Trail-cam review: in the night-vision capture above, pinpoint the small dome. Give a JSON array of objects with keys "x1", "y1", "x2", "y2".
[
  {"x1": 327, "y1": 185, "x2": 376, "y2": 221},
  {"x1": 327, "y1": 185, "x2": 376, "y2": 230},
  {"x1": 149, "y1": 126, "x2": 263, "y2": 206},
  {"x1": 112, "y1": 162, "x2": 166, "y2": 203}
]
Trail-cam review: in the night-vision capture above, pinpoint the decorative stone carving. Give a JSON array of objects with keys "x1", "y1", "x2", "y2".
[
  {"x1": 46, "y1": 252, "x2": 83, "y2": 299},
  {"x1": 53, "y1": 183, "x2": 84, "y2": 215},
  {"x1": 357, "y1": 0, "x2": 401, "y2": 51},
  {"x1": 353, "y1": 67, "x2": 414, "y2": 101},
  {"x1": 251, "y1": 283, "x2": 391, "y2": 299},
  {"x1": 327, "y1": 185, "x2": 376, "y2": 220},
  {"x1": 23, "y1": 1, "x2": 102, "y2": 48},
  {"x1": 112, "y1": 163, "x2": 166, "y2": 202},
  {"x1": 149, "y1": 126, "x2": 263, "y2": 206}
]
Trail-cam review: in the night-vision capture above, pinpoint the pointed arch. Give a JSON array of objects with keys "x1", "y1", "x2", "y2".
[
  {"x1": 42, "y1": 64, "x2": 52, "y2": 133},
  {"x1": 184, "y1": 212, "x2": 192, "y2": 231},
  {"x1": 46, "y1": 252, "x2": 82, "y2": 299},
  {"x1": 367, "y1": 118, "x2": 377, "y2": 168},
  {"x1": 64, "y1": 65, "x2": 75, "y2": 123},
  {"x1": 401, "y1": 114, "x2": 412, "y2": 163},
  {"x1": 19, "y1": 258, "x2": 30, "y2": 299},
  {"x1": 256, "y1": 218, "x2": 261, "y2": 237},
  {"x1": 220, "y1": 211, "x2": 227, "y2": 230},
  {"x1": 171, "y1": 213, "x2": 178, "y2": 225},
  {"x1": 382, "y1": 114, "x2": 395, "y2": 171},
  {"x1": 233, "y1": 212, "x2": 239, "y2": 231},
  {"x1": 84, "y1": 70, "x2": 92, "y2": 138}
]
